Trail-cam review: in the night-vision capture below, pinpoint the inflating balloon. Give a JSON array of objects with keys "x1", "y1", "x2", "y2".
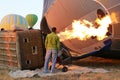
[
  {"x1": 0, "y1": 14, "x2": 28, "y2": 30},
  {"x1": 26, "y1": 14, "x2": 38, "y2": 28},
  {"x1": 41, "y1": 0, "x2": 114, "y2": 57}
]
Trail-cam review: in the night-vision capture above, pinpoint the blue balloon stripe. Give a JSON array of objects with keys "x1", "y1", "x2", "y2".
[
  {"x1": 22, "y1": 18, "x2": 25, "y2": 26},
  {"x1": 19, "y1": 16, "x2": 23, "y2": 25},
  {"x1": 26, "y1": 20, "x2": 28, "y2": 28},
  {"x1": 22, "y1": 17, "x2": 26, "y2": 27},
  {"x1": 24, "y1": 19, "x2": 27, "y2": 27},
  {"x1": 25, "y1": 20, "x2": 28, "y2": 28},
  {"x1": 14, "y1": 15, "x2": 17, "y2": 24},
  {"x1": 8, "y1": 15, "x2": 10, "y2": 24}
]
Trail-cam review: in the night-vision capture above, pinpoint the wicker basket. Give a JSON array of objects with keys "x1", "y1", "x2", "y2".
[{"x1": 0, "y1": 30, "x2": 44, "y2": 70}]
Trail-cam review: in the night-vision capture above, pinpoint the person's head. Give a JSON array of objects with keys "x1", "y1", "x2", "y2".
[{"x1": 51, "y1": 27, "x2": 56, "y2": 33}]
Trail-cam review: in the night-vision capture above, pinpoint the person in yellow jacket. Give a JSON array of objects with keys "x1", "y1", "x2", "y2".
[{"x1": 44, "y1": 27, "x2": 60, "y2": 73}]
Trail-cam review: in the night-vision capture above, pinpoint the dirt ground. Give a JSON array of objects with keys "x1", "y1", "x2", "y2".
[{"x1": 0, "y1": 56, "x2": 120, "y2": 80}]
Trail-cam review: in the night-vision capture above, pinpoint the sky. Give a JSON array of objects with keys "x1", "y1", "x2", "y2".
[{"x1": 0, "y1": 0, "x2": 43, "y2": 29}]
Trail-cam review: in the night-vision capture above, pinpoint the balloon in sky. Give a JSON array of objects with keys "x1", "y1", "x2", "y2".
[
  {"x1": 26, "y1": 14, "x2": 38, "y2": 28},
  {"x1": 0, "y1": 14, "x2": 28, "y2": 30}
]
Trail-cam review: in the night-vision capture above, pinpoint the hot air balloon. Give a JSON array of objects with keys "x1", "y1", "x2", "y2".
[
  {"x1": 41, "y1": 0, "x2": 120, "y2": 59},
  {"x1": 26, "y1": 14, "x2": 38, "y2": 28},
  {"x1": 0, "y1": 14, "x2": 28, "y2": 30}
]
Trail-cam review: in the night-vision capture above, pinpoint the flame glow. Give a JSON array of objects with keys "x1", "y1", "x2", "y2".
[
  {"x1": 111, "y1": 12, "x2": 119, "y2": 23},
  {"x1": 58, "y1": 15, "x2": 112, "y2": 41}
]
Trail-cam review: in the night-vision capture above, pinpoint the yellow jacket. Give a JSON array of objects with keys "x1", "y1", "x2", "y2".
[{"x1": 45, "y1": 32, "x2": 60, "y2": 50}]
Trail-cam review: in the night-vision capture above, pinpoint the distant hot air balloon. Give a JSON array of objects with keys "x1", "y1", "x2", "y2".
[
  {"x1": 0, "y1": 14, "x2": 28, "y2": 30},
  {"x1": 26, "y1": 14, "x2": 38, "y2": 28}
]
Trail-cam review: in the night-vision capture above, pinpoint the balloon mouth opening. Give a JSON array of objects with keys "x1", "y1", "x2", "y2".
[{"x1": 57, "y1": 0, "x2": 112, "y2": 42}]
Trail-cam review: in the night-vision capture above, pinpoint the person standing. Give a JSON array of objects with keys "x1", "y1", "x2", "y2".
[{"x1": 44, "y1": 27, "x2": 60, "y2": 73}]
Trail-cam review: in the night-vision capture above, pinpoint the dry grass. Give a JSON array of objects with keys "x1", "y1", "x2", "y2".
[{"x1": 0, "y1": 56, "x2": 120, "y2": 80}]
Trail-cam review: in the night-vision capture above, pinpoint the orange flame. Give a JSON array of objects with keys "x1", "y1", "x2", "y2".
[
  {"x1": 111, "y1": 12, "x2": 119, "y2": 23},
  {"x1": 58, "y1": 15, "x2": 112, "y2": 41}
]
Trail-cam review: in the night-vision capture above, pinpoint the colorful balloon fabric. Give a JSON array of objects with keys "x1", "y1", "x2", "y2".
[
  {"x1": 26, "y1": 14, "x2": 38, "y2": 28},
  {"x1": 0, "y1": 14, "x2": 28, "y2": 30}
]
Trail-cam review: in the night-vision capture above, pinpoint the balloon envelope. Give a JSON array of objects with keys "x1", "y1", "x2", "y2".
[
  {"x1": 0, "y1": 14, "x2": 28, "y2": 30},
  {"x1": 41, "y1": 0, "x2": 116, "y2": 57},
  {"x1": 26, "y1": 14, "x2": 38, "y2": 28}
]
